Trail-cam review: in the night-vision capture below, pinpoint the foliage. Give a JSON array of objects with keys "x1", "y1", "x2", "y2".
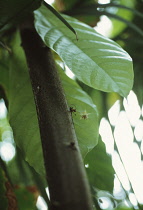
[{"x1": 0, "y1": 0, "x2": 142, "y2": 209}]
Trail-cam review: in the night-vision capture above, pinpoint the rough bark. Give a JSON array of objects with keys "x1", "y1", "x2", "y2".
[{"x1": 20, "y1": 18, "x2": 93, "y2": 210}]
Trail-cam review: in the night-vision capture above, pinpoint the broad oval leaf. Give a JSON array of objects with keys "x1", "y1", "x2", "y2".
[
  {"x1": 8, "y1": 32, "x2": 98, "y2": 175},
  {"x1": 34, "y1": 5, "x2": 133, "y2": 97}
]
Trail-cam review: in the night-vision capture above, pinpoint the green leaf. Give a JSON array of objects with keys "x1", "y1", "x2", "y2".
[
  {"x1": 58, "y1": 66, "x2": 98, "y2": 157},
  {"x1": 0, "y1": 0, "x2": 42, "y2": 32},
  {"x1": 14, "y1": 186, "x2": 37, "y2": 210},
  {"x1": 34, "y1": 5, "x2": 133, "y2": 97},
  {"x1": 85, "y1": 138, "x2": 114, "y2": 192}
]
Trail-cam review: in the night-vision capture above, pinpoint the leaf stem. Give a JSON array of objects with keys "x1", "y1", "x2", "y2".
[{"x1": 43, "y1": 1, "x2": 78, "y2": 40}]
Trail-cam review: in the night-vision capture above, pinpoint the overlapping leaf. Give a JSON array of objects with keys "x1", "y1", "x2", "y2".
[{"x1": 34, "y1": 5, "x2": 133, "y2": 97}]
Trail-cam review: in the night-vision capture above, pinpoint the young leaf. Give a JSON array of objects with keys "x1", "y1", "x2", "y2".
[{"x1": 34, "y1": 5, "x2": 133, "y2": 97}]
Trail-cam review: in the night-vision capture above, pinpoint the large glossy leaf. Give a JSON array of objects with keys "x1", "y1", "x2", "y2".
[
  {"x1": 0, "y1": 0, "x2": 42, "y2": 32},
  {"x1": 8, "y1": 32, "x2": 98, "y2": 175},
  {"x1": 34, "y1": 5, "x2": 133, "y2": 97},
  {"x1": 85, "y1": 138, "x2": 115, "y2": 192}
]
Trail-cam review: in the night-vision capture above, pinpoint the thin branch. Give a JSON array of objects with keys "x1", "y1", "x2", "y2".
[{"x1": 43, "y1": 1, "x2": 78, "y2": 40}]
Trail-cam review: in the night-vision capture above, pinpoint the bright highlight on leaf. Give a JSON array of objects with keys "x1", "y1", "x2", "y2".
[{"x1": 34, "y1": 5, "x2": 133, "y2": 97}]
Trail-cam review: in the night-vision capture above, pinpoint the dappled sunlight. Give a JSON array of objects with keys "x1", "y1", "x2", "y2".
[
  {"x1": 98, "y1": 0, "x2": 110, "y2": 4},
  {"x1": 0, "y1": 99, "x2": 7, "y2": 119},
  {"x1": 98, "y1": 197, "x2": 113, "y2": 209},
  {"x1": 134, "y1": 119, "x2": 143, "y2": 141},
  {"x1": 36, "y1": 196, "x2": 48, "y2": 210},
  {"x1": 112, "y1": 151, "x2": 130, "y2": 191},
  {"x1": 123, "y1": 90, "x2": 141, "y2": 127},
  {"x1": 99, "y1": 118, "x2": 114, "y2": 154},
  {"x1": 94, "y1": 16, "x2": 113, "y2": 37},
  {"x1": 108, "y1": 100, "x2": 120, "y2": 126},
  {"x1": 100, "y1": 90, "x2": 143, "y2": 205},
  {"x1": 129, "y1": 193, "x2": 138, "y2": 207},
  {"x1": 113, "y1": 175, "x2": 126, "y2": 200},
  {"x1": 0, "y1": 0, "x2": 142, "y2": 209},
  {"x1": 0, "y1": 142, "x2": 15, "y2": 162},
  {"x1": 114, "y1": 111, "x2": 134, "y2": 144},
  {"x1": 0, "y1": 101, "x2": 16, "y2": 162}
]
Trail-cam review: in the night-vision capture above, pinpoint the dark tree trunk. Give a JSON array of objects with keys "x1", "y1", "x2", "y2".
[{"x1": 20, "y1": 17, "x2": 93, "y2": 210}]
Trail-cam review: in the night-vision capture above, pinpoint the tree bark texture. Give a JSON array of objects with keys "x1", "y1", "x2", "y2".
[{"x1": 20, "y1": 19, "x2": 93, "y2": 210}]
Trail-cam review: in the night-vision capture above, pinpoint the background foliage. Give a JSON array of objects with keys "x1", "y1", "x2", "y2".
[{"x1": 0, "y1": 0, "x2": 143, "y2": 209}]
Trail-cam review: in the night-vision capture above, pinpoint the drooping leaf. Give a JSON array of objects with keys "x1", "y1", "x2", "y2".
[
  {"x1": 58, "y1": 66, "x2": 98, "y2": 157},
  {"x1": 0, "y1": 0, "x2": 42, "y2": 32},
  {"x1": 85, "y1": 138, "x2": 115, "y2": 192},
  {"x1": 34, "y1": 5, "x2": 133, "y2": 97}
]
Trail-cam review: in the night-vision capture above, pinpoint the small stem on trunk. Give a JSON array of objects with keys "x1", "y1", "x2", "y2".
[{"x1": 20, "y1": 17, "x2": 94, "y2": 210}]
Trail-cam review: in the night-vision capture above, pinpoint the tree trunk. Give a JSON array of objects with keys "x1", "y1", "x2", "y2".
[{"x1": 20, "y1": 18, "x2": 94, "y2": 210}]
